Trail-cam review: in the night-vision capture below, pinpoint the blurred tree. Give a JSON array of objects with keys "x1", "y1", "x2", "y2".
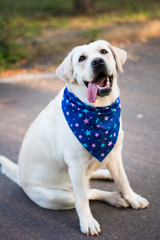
[{"x1": 74, "y1": 0, "x2": 94, "y2": 14}]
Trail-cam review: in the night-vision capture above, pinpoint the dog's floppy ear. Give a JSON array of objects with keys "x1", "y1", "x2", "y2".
[
  {"x1": 108, "y1": 44, "x2": 127, "y2": 73},
  {"x1": 56, "y1": 49, "x2": 75, "y2": 83}
]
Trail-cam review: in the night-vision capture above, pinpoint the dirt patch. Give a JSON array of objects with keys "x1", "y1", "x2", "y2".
[{"x1": 0, "y1": 66, "x2": 57, "y2": 78}]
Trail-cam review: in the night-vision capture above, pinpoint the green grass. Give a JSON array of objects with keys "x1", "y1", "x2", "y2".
[
  {"x1": 0, "y1": 0, "x2": 160, "y2": 39},
  {"x1": 0, "y1": 0, "x2": 160, "y2": 71}
]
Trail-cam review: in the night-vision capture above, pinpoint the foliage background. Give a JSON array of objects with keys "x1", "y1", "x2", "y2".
[{"x1": 0, "y1": 0, "x2": 160, "y2": 71}]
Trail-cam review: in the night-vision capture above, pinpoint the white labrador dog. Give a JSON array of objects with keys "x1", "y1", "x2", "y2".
[{"x1": 0, "y1": 40, "x2": 149, "y2": 236}]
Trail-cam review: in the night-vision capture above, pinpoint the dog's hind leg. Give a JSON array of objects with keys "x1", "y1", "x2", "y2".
[
  {"x1": 0, "y1": 155, "x2": 20, "y2": 186},
  {"x1": 88, "y1": 189, "x2": 129, "y2": 208},
  {"x1": 24, "y1": 185, "x2": 75, "y2": 210},
  {"x1": 90, "y1": 169, "x2": 113, "y2": 180}
]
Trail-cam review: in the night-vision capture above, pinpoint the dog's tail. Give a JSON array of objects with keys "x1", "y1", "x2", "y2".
[{"x1": 0, "y1": 155, "x2": 21, "y2": 187}]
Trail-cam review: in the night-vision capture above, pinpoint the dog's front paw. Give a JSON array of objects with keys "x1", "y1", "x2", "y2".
[
  {"x1": 80, "y1": 216, "x2": 101, "y2": 236},
  {"x1": 124, "y1": 192, "x2": 149, "y2": 209},
  {"x1": 109, "y1": 192, "x2": 129, "y2": 208}
]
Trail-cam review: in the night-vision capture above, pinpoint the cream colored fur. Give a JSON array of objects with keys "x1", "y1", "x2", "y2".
[{"x1": 0, "y1": 40, "x2": 149, "y2": 236}]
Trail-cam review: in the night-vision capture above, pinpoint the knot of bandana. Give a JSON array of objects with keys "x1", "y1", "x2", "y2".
[{"x1": 62, "y1": 87, "x2": 121, "y2": 162}]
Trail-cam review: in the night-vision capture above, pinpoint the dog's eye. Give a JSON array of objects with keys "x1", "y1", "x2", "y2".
[
  {"x1": 100, "y1": 49, "x2": 108, "y2": 54},
  {"x1": 79, "y1": 55, "x2": 86, "y2": 62}
]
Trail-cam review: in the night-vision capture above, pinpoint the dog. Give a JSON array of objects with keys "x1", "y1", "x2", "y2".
[{"x1": 0, "y1": 40, "x2": 149, "y2": 236}]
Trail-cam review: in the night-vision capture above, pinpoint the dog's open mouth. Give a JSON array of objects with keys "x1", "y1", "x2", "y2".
[{"x1": 84, "y1": 73, "x2": 113, "y2": 103}]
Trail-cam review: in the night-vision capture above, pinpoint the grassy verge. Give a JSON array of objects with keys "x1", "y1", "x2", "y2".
[{"x1": 0, "y1": 0, "x2": 160, "y2": 71}]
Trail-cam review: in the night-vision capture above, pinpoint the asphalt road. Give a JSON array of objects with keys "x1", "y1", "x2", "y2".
[{"x1": 0, "y1": 37, "x2": 160, "y2": 240}]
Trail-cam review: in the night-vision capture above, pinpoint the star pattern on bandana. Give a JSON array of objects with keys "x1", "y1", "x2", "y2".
[
  {"x1": 62, "y1": 87, "x2": 121, "y2": 162},
  {"x1": 84, "y1": 118, "x2": 90, "y2": 124},
  {"x1": 85, "y1": 130, "x2": 91, "y2": 136}
]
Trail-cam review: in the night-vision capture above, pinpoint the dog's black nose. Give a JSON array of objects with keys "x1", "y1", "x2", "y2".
[{"x1": 91, "y1": 57, "x2": 105, "y2": 68}]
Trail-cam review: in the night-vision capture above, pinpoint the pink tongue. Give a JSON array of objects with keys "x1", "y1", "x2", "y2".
[{"x1": 87, "y1": 82, "x2": 98, "y2": 103}]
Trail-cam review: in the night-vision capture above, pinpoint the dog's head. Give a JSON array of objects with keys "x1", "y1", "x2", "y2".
[{"x1": 56, "y1": 40, "x2": 127, "y2": 103}]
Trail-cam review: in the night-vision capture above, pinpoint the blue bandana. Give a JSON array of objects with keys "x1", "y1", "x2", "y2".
[{"x1": 62, "y1": 87, "x2": 121, "y2": 162}]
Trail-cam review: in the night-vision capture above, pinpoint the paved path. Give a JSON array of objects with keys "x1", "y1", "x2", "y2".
[{"x1": 0, "y1": 38, "x2": 160, "y2": 240}]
